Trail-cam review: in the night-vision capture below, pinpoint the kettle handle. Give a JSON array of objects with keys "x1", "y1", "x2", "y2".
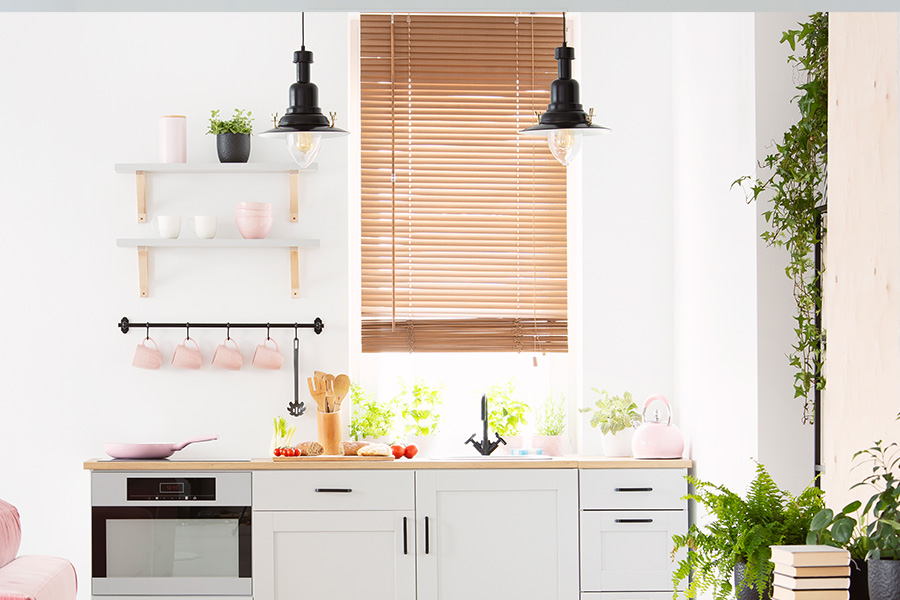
[{"x1": 642, "y1": 394, "x2": 672, "y2": 425}]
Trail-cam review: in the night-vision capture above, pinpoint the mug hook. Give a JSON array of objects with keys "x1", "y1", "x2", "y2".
[
  {"x1": 267, "y1": 323, "x2": 271, "y2": 340},
  {"x1": 145, "y1": 323, "x2": 150, "y2": 340},
  {"x1": 226, "y1": 323, "x2": 231, "y2": 340},
  {"x1": 186, "y1": 322, "x2": 190, "y2": 340}
]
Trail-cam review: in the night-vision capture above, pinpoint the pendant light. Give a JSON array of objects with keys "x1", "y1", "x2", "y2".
[
  {"x1": 520, "y1": 13, "x2": 607, "y2": 166},
  {"x1": 260, "y1": 12, "x2": 349, "y2": 167}
]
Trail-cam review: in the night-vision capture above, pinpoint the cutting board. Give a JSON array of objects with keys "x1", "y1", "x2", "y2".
[{"x1": 273, "y1": 455, "x2": 394, "y2": 461}]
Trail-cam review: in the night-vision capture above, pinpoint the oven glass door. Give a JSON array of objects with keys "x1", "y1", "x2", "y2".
[{"x1": 92, "y1": 506, "x2": 251, "y2": 596}]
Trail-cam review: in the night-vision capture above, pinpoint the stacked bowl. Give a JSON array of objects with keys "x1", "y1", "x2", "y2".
[{"x1": 236, "y1": 202, "x2": 273, "y2": 239}]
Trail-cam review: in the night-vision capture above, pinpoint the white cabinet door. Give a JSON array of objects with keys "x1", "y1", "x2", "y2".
[
  {"x1": 253, "y1": 510, "x2": 415, "y2": 600},
  {"x1": 416, "y1": 469, "x2": 579, "y2": 600},
  {"x1": 580, "y1": 510, "x2": 687, "y2": 592}
]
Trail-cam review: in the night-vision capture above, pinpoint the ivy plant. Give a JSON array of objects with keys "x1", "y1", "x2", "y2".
[
  {"x1": 579, "y1": 389, "x2": 639, "y2": 435},
  {"x1": 348, "y1": 382, "x2": 396, "y2": 441},
  {"x1": 672, "y1": 463, "x2": 824, "y2": 600},
  {"x1": 395, "y1": 378, "x2": 443, "y2": 437},
  {"x1": 207, "y1": 108, "x2": 254, "y2": 135},
  {"x1": 733, "y1": 13, "x2": 828, "y2": 423},
  {"x1": 486, "y1": 380, "x2": 529, "y2": 436}
]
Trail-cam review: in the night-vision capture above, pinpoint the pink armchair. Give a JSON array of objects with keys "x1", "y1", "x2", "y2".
[{"x1": 0, "y1": 499, "x2": 76, "y2": 600}]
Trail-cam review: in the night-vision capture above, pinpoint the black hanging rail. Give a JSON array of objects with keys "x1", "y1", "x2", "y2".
[{"x1": 118, "y1": 316, "x2": 324, "y2": 335}]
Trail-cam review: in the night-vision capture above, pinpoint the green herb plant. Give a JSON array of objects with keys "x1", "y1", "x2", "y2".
[
  {"x1": 807, "y1": 500, "x2": 869, "y2": 560},
  {"x1": 534, "y1": 392, "x2": 566, "y2": 436},
  {"x1": 207, "y1": 108, "x2": 254, "y2": 135},
  {"x1": 486, "y1": 380, "x2": 529, "y2": 437},
  {"x1": 671, "y1": 463, "x2": 825, "y2": 600},
  {"x1": 395, "y1": 379, "x2": 443, "y2": 437},
  {"x1": 733, "y1": 13, "x2": 828, "y2": 423},
  {"x1": 579, "y1": 389, "x2": 639, "y2": 435},
  {"x1": 349, "y1": 382, "x2": 396, "y2": 441},
  {"x1": 852, "y1": 434, "x2": 900, "y2": 560}
]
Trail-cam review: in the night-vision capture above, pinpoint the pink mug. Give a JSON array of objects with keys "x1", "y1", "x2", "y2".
[
  {"x1": 132, "y1": 337, "x2": 162, "y2": 370},
  {"x1": 252, "y1": 338, "x2": 283, "y2": 370},
  {"x1": 212, "y1": 338, "x2": 243, "y2": 370},
  {"x1": 172, "y1": 337, "x2": 202, "y2": 370}
]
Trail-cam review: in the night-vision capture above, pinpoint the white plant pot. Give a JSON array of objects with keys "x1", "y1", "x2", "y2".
[
  {"x1": 531, "y1": 434, "x2": 566, "y2": 456},
  {"x1": 601, "y1": 428, "x2": 635, "y2": 457}
]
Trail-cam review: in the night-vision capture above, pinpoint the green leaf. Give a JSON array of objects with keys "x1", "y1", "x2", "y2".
[
  {"x1": 810, "y1": 508, "x2": 833, "y2": 531},
  {"x1": 831, "y1": 517, "x2": 855, "y2": 544}
]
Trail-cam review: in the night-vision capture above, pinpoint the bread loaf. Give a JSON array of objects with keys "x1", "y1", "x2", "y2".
[
  {"x1": 299, "y1": 441, "x2": 324, "y2": 456},
  {"x1": 341, "y1": 441, "x2": 371, "y2": 456},
  {"x1": 358, "y1": 443, "x2": 391, "y2": 457}
]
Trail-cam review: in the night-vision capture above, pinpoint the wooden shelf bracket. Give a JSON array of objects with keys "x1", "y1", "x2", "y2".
[
  {"x1": 136, "y1": 171, "x2": 147, "y2": 223},
  {"x1": 290, "y1": 247, "x2": 300, "y2": 298},
  {"x1": 289, "y1": 170, "x2": 299, "y2": 222},
  {"x1": 137, "y1": 246, "x2": 149, "y2": 297}
]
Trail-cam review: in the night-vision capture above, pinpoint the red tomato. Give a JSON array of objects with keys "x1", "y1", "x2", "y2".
[
  {"x1": 391, "y1": 444, "x2": 406, "y2": 459},
  {"x1": 404, "y1": 444, "x2": 418, "y2": 459},
  {"x1": 274, "y1": 448, "x2": 282, "y2": 457}
]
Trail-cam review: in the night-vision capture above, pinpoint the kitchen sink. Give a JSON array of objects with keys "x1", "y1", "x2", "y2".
[{"x1": 428, "y1": 455, "x2": 554, "y2": 461}]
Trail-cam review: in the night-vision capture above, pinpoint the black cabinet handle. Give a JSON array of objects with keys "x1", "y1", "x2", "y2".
[
  {"x1": 314, "y1": 488, "x2": 352, "y2": 493},
  {"x1": 425, "y1": 516, "x2": 430, "y2": 554},
  {"x1": 403, "y1": 517, "x2": 408, "y2": 555},
  {"x1": 614, "y1": 487, "x2": 653, "y2": 492},
  {"x1": 615, "y1": 518, "x2": 654, "y2": 523}
]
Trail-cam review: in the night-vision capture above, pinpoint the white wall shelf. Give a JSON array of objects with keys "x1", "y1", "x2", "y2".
[
  {"x1": 116, "y1": 238, "x2": 320, "y2": 299},
  {"x1": 114, "y1": 162, "x2": 316, "y2": 223}
]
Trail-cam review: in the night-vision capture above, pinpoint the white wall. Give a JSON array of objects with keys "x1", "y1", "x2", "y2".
[
  {"x1": 0, "y1": 12, "x2": 350, "y2": 596},
  {"x1": 578, "y1": 13, "x2": 676, "y2": 455}
]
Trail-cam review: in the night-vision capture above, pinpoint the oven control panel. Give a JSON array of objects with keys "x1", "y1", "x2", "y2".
[{"x1": 126, "y1": 477, "x2": 216, "y2": 501}]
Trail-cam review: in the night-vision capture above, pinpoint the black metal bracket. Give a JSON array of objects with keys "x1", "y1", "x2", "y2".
[{"x1": 119, "y1": 316, "x2": 325, "y2": 335}]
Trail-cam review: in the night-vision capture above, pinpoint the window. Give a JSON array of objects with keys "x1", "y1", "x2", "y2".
[{"x1": 360, "y1": 13, "x2": 568, "y2": 353}]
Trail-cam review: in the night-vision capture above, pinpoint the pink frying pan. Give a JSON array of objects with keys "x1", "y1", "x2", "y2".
[{"x1": 104, "y1": 435, "x2": 219, "y2": 459}]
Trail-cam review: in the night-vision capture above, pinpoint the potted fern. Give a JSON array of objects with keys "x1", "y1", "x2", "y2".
[
  {"x1": 532, "y1": 392, "x2": 566, "y2": 456},
  {"x1": 207, "y1": 108, "x2": 253, "y2": 163},
  {"x1": 579, "y1": 389, "x2": 640, "y2": 456},
  {"x1": 672, "y1": 463, "x2": 824, "y2": 600}
]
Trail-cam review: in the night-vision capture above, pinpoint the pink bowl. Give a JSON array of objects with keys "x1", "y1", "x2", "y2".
[
  {"x1": 236, "y1": 209, "x2": 272, "y2": 215},
  {"x1": 237, "y1": 202, "x2": 272, "y2": 210},
  {"x1": 236, "y1": 215, "x2": 273, "y2": 239}
]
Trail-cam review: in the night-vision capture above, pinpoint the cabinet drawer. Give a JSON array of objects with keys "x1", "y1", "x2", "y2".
[
  {"x1": 580, "y1": 510, "x2": 687, "y2": 592},
  {"x1": 253, "y1": 470, "x2": 414, "y2": 511},
  {"x1": 580, "y1": 469, "x2": 686, "y2": 510},
  {"x1": 582, "y1": 593, "x2": 675, "y2": 600}
]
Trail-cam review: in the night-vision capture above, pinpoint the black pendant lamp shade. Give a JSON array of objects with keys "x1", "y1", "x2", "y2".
[{"x1": 519, "y1": 43, "x2": 607, "y2": 136}]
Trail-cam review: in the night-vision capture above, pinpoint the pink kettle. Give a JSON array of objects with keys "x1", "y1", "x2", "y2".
[{"x1": 631, "y1": 395, "x2": 685, "y2": 459}]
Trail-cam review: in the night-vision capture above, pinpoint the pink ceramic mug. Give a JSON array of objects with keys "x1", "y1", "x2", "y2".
[
  {"x1": 132, "y1": 337, "x2": 162, "y2": 370},
  {"x1": 172, "y1": 337, "x2": 202, "y2": 370},
  {"x1": 212, "y1": 338, "x2": 243, "y2": 370},
  {"x1": 252, "y1": 338, "x2": 283, "y2": 370}
]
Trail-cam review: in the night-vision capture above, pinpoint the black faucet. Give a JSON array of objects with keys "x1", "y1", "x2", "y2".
[{"x1": 465, "y1": 394, "x2": 506, "y2": 456}]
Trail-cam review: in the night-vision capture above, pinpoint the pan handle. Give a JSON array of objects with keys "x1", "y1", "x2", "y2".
[{"x1": 172, "y1": 435, "x2": 219, "y2": 451}]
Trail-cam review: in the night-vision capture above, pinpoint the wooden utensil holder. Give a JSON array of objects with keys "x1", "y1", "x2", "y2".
[{"x1": 317, "y1": 410, "x2": 341, "y2": 455}]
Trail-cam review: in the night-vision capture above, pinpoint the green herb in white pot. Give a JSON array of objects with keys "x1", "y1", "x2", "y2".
[{"x1": 580, "y1": 389, "x2": 640, "y2": 456}]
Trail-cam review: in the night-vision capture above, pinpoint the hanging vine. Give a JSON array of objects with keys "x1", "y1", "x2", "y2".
[{"x1": 734, "y1": 13, "x2": 828, "y2": 423}]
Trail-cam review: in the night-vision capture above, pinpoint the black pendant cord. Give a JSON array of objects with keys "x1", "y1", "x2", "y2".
[
  {"x1": 301, "y1": 11, "x2": 305, "y2": 50},
  {"x1": 118, "y1": 317, "x2": 324, "y2": 335},
  {"x1": 562, "y1": 11, "x2": 566, "y2": 46}
]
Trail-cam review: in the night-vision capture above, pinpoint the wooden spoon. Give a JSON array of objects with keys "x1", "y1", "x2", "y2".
[
  {"x1": 333, "y1": 374, "x2": 351, "y2": 411},
  {"x1": 323, "y1": 374, "x2": 336, "y2": 412},
  {"x1": 307, "y1": 377, "x2": 326, "y2": 412}
]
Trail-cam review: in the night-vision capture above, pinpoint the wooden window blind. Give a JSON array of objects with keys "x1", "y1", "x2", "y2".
[{"x1": 360, "y1": 13, "x2": 568, "y2": 353}]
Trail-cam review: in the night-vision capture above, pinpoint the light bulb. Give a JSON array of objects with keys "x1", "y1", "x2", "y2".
[
  {"x1": 286, "y1": 131, "x2": 322, "y2": 167},
  {"x1": 547, "y1": 129, "x2": 582, "y2": 166}
]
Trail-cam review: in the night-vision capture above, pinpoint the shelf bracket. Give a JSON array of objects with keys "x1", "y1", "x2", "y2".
[
  {"x1": 137, "y1": 246, "x2": 149, "y2": 298},
  {"x1": 136, "y1": 171, "x2": 147, "y2": 223},
  {"x1": 290, "y1": 247, "x2": 299, "y2": 298},
  {"x1": 289, "y1": 170, "x2": 299, "y2": 223}
]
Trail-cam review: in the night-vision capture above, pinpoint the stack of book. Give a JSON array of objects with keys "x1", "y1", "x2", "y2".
[{"x1": 770, "y1": 545, "x2": 851, "y2": 600}]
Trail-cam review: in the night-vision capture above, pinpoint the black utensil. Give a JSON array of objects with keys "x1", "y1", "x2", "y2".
[{"x1": 287, "y1": 328, "x2": 305, "y2": 417}]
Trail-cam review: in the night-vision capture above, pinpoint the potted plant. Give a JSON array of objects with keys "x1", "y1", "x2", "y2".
[
  {"x1": 853, "y1": 437, "x2": 900, "y2": 600},
  {"x1": 486, "y1": 380, "x2": 529, "y2": 452},
  {"x1": 207, "y1": 108, "x2": 253, "y2": 163},
  {"x1": 579, "y1": 389, "x2": 640, "y2": 457},
  {"x1": 672, "y1": 463, "x2": 824, "y2": 600},
  {"x1": 395, "y1": 378, "x2": 443, "y2": 456},
  {"x1": 532, "y1": 392, "x2": 566, "y2": 456},
  {"x1": 348, "y1": 382, "x2": 396, "y2": 443},
  {"x1": 808, "y1": 502, "x2": 871, "y2": 600}
]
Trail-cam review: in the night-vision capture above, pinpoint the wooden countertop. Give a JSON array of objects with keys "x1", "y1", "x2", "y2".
[{"x1": 84, "y1": 456, "x2": 693, "y2": 471}]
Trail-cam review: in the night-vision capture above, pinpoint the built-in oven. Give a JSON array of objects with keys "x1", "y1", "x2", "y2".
[{"x1": 91, "y1": 472, "x2": 251, "y2": 600}]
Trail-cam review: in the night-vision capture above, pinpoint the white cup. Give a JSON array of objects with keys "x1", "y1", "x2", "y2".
[
  {"x1": 188, "y1": 216, "x2": 217, "y2": 239},
  {"x1": 151, "y1": 216, "x2": 181, "y2": 239}
]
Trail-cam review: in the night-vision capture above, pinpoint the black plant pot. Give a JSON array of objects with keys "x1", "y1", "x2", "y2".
[
  {"x1": 216, "y1": 133, "x2": 251, "y2": 163},
  {"x1": 735, "y1": 560, "x2": 773, "y2": 600},
  {"x1": 849, "y1": 558, "x2": 870, "y2": 600},
  {"x1": 868, "y1": 559, "x2": 900, "y2": 600}
]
